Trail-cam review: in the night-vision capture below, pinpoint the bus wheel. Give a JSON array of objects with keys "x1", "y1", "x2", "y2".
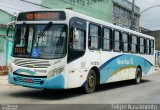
[
  {"x1": 135, "y1": 67, "x2": 142, "y2": 84},
  {"x1": 84, "y1": 70, "x2": 97, "y2": 94}
]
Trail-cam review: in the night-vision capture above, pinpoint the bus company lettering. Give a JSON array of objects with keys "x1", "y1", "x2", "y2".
[
  {"x1": 117, "y1": 58, "x2": 133, "y2": 65},
  {"x1": 34, "y1": 69, "x2": 46, "y2": 73}
]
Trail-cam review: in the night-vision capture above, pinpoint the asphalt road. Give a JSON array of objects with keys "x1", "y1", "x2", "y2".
[{"x1": 0, "y1": 71, "x2": 160, "y2": 105}]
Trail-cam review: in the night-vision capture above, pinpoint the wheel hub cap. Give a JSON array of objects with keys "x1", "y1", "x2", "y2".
[{"x1": 88, "y1": 75, "x2": 95, "y2": 88}]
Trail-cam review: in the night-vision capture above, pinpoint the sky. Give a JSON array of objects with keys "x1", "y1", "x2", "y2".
[{"x1": 128, "y1": 0, "x2": 160, "y2": 30}]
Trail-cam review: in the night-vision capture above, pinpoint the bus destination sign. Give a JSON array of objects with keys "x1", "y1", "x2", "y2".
[{"x1": 17, "y1": 11, "x2": 66, "y2": 21}]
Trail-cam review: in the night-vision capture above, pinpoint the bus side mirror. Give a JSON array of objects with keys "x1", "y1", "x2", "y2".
[
  {"x1": 7, "y1": 25, "x2": 13, "y2": 37},
  {"x1": 5, "y1": 21, "x2": 16, "y2": 42},
  {"x1": 73, "y1": 28, "x2": 79, "y2": 42}
]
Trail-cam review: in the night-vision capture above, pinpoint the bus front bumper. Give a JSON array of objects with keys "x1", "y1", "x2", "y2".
[{"x1": 8, "y1": 73, "x2": 65, "y2": 89}]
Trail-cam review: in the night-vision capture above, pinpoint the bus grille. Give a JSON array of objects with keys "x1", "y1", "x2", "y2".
[{"x1": 14, "y1": 58, "x2": 50, "y2": 68}]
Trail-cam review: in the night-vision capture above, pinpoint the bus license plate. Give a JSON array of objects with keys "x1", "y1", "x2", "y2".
[{"x1": 23, "y1": 78, "x2": 33, "y2": 83}]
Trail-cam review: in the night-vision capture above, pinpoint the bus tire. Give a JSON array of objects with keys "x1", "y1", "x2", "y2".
[
  {"x1": 134, "y1": 67, "x2": 142, "y2": 84},
  {"x1": 84, "y1": 70, "x2": 97, "y2": 94}
]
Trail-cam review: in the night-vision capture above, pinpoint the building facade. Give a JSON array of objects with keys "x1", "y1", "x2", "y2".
[
  {"x1": 0, "y1": 10, "x2": 14, "y2": 66},
  {"x1": 43, "y1": 0, "x2": 113, "y2": 22},
  {"x1": 42, "y1": 0, "x2": 140, "y2": 30},
  {"x1": 112, "y1": 0, "x2": 140, "y2": 30}
]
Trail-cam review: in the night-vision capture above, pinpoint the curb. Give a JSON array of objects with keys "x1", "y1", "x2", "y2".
[
  {"x1": 0, "y1": 75, "x2": 8, "y2": 86},
  {"x1": 0, "y1": 76, "x2": 20, "y2": 88}
]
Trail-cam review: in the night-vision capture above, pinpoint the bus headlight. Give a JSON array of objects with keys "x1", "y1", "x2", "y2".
[{"x1": 47, "y1": 67, "x2": 64, "y2": 78}]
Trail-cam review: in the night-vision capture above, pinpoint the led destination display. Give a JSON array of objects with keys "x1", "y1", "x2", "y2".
[{"x1": 17, "y1": 11, "x2": 66, "y2": 21}]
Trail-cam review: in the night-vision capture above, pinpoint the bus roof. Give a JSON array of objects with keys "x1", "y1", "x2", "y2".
[{"x1": 19, "y1": 9, "x2": 154, "y2": 40}]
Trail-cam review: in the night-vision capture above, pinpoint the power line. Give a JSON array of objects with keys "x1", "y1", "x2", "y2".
[{"x1": 140, "y1": 5, "x2": 160, "y2": 15}]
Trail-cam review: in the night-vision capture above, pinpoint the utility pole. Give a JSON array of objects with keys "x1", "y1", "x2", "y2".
[{"x1": 131, "y1": 0, "x2": 135, "y2": 30}]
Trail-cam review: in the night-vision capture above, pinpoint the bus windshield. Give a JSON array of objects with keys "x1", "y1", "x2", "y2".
[{"x1": 12, "y1": 24, "x2": 67, "y2": 59}]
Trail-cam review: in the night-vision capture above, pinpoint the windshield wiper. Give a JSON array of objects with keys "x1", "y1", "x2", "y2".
[
  {"x1": 39, "y1": 22, "x2": 52, "y2": 37},
  {"x1": 36, "y1": 22, "x2": 52, "y2": 47}
]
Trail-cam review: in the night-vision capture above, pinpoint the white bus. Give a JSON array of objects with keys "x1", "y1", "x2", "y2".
[{"x1": 8, "y1": 9, "x2": 155, "y2": 93}]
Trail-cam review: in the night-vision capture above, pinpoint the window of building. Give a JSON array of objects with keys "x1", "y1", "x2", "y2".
[
  {"x1": 89, "y1": 24, "x2": 100, "y2": 49},
  {"x1": 140, "y1": 37, "x2": 145, "y2": 54},
  {"x1": 102, "y1": 28, "x2": 112, "y2": 51},
  {"x1": 113, "y1": 4, "x2": 139, "y2": 30},
  {"x1": 146, "y1": 39, "x2": 150, "y2": 55},
  {"x1": 150, "y1": 40, "x2": 154, "y2": 55},
  {"x1": 113, "y1": 30, "x2": 121, "y2": 51},
  {"x1": 131, "y1": 35, "x2": 138, "y2": 53},
  {"x1": 122, "y1": 33, "x2": 129, "y2": 52}
]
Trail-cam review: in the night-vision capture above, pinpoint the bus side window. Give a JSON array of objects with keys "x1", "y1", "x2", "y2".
[
  {"x1": 102, "y1": 27, "x2": 112, "y2": 51},
  {"x1": 122, "y1": 33, "x2": 129, "y2": 52},
  {"x1": 150, "y1": 40, "x2": 154, "y2": 55},
  {"x1": 68, "y1": 17, "x2": 87, "y2": 63},
  {"x1": 113, "y1": 30, "x2": 121, "y2": 52},
  {"x1": 139, "y1": 37, "x2": 145, "y2": 54},
  {"x1": 88, "y1": 24, "x2": 101, "y2": 50},
  {"x1": 131, "y1": 35, "x2": 138, "y2": 53},
  {"x1": 145, "y1": 39, "x2": 150, "y2": 55},
  {"x1": 72, "y1": 28, "x2": 85, "y2": 51}
]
